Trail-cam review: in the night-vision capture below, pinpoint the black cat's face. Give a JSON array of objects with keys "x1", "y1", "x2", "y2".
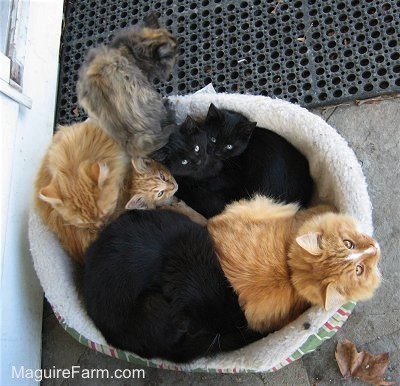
[
  {"x1": 203, "y1": 104, "x2": 257, "y2": 160},
  {"x1": 151, "y1": 116, "x2": 208, "y2": 177},
  {"x1": 167, "y1": 132, "x2": 208, "y2": 176}
]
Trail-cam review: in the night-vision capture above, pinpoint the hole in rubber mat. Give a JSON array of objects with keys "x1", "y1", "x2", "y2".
[{"x1": 56, "y1": 0, "x2": 400, "y2": 125}]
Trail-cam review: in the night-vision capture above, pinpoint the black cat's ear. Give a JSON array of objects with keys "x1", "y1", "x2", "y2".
[
  {"x1": 151, "y1": 146, "x2": 169, "y2": 163},
  {"x1": 180, "y1": 115, "x2": 200, "y2": 135},
  {"x1": 125, "y1": 195, "x2": 149, "y2": 210},
  {"x1": 239, "y1": 121, "x2": 257, "y2": 137},
  {"x1": 143, "y1": 12, "x2": 160, "y2": 29},
  {"x1": 205, "y1": 103, "x2": 223, "y2": 123}
]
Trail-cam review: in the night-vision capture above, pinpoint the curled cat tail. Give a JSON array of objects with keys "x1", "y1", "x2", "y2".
[{"x1": 161, "y1": 198, "x2": 208, "y2": 226}]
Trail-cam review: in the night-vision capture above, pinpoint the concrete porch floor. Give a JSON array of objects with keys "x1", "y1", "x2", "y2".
[{"x1": 41, "y1": 98, "x2": 400, "y2": 385}]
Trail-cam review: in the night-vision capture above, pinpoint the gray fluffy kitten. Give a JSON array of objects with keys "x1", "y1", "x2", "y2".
[{"x1": 77, "y1": 13, "x2": 179, "y2": 158}]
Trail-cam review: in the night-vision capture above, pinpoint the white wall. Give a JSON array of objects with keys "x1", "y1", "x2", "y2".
[{"x1": 1, "y1": 1, "x2": 64, "y2": 385}]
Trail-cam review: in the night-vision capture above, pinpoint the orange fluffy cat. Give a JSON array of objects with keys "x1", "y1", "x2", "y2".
[
  {"x1": 207, "y1": 195, "x2": 381, "y2": 334},
  {"x1": 34, "y1": 120, "x2": 130, "y2": 265},
  {"x1": 34, "y1": 122, "x2": 206, "y2": 265}
]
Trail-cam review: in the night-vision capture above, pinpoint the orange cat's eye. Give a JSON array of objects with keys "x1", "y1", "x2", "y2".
[
  {"x1": 157, "y1": 190, "x2": 164, "y2": 197},
  {"x1": 317, "y1": 234, "x2": 323, "y2": 248},
  {"x1": 343, "y1": 239, "x2": 355, "y2": 249},
  {"x1": 159, "y1": 172, "x2": 165, "y2": 181},
  {"x1": 356, "y1": 263, "x2": 364, "y2": 276}
]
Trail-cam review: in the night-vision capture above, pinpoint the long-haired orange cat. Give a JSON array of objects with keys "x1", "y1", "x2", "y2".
[
  {"x1": 207, "y1": 196, "x2": 381, "y2": 333},
  {"x1": 34, "y1": 120, "x2": 130, "y2": 264}
]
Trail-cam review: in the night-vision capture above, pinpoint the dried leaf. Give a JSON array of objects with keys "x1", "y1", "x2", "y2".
[
  {"x1": 72, "y1": 107, "x2": 80, "y2": 117},
  {"x1": 335, "y1": 340, "x2": 356, "y2": 378},
  {"x1": 335, "y1": 340, "x2": 395, "y2": 386},
  {"x1": 271, "y1": 0, "x2": 282, "y2": 14}
]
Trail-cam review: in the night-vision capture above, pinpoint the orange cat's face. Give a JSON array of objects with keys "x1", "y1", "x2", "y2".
[
  {"x1": 289, "y1": 213, "x2": 381, "y2": 310},
  {"x1": 125, "y1": 157, "x2": 178, "y2": 210},
  {"x1": 39, "y1": 161, "x2": 119, "y2": 229}
]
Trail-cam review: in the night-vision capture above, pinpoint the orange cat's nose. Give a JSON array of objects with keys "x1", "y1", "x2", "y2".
[{"x1": 368, "y1": 244, "x2": 379, "y2": 256}]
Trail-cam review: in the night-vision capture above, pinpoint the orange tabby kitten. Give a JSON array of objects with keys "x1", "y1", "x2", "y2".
[
  {"x1": 208, "y1": 196, "x2": 381, "y2": 333},
  {"x1": 126, "y1": 157, "x2": 207, "y2": 226},
  {"x1": 34, "y1": 120, "x2": 130, "y2": 265}
]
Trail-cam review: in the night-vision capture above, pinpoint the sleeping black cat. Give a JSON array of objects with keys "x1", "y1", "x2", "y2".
[
  {"x1": 84, "y1": 209, "x2": 262, "y2": 363},
  {"x1": 153, "y1": 103, "x2": 313, "y2": 217}
]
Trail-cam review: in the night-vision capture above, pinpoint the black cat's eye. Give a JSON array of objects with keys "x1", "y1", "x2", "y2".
[
  {"x1": 181, "y1": 159, "x2": 188, "y2": 165},
  {"x1": 225, "y1": 144, "x2": 233, "y2": 150},
  {"x1": 210, "y1": 137, "x2": 217, "y2": 143},
  {"x1": 343, "y1": 239, "x2": 355, "y2": 249},
  {"x1": 159, "y1": 172, "x2": 166, "y2": 181},
  {"x1": 356, "y1": 263, "x2": 364, "y2": 276},
  {"x1": 194, "y1": 145, "x2": 200, "y2": 152},
  {"x1": 157, "y1": 190, "x2": 164, "y2": 197}
]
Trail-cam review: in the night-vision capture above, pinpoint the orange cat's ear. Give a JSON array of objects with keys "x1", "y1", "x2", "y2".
[
  {"x1": 324, "y1": 283, "x2": 347, "y2": 311},
  {"x1": 131, "y1": 157, "x2": 151, "y2": 174},
  {"x1": 296, "y1": 232, "x2": 322, "y2": 255},
  {"x1": 39, "y1": 183, "x2": 63, "y2": 207},
  {"x1": 125, "y1": 195, "x2": 149, "y2": 210},
  {"x1": 88, "y1": 162, "x2": 109, "y2": 188}
]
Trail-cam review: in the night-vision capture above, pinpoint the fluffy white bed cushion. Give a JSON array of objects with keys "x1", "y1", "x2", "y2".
[{"x1": 29, "y1": 91, "x2": 372, "y2": 372}]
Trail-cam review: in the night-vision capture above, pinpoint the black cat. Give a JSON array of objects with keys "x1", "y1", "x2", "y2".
[
  {"x1": 207, "y1": 105, "x2": 314, "y2": 207},
  {"x1": 84, "y1": 209, "x2": 262, "y2": 363},
  {"x1": 151, "y1": 114, "x2": 227, "y2": 217},
  {"x1": 151, "y1": 115, "x2": 215, "y2": 178},
  {"x1": 152, "y1": 105, "x2": 254, "y2": 217},
  {"x1": 153, "y1": 104, "x2": 313, "y2": 217}
]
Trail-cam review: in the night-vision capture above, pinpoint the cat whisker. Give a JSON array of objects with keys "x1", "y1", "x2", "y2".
[
  {"x1": 235, "y1": 325, "x2": 247, "y2": 343},
  {"x1": 244, "y1": 188, "x2": 252, "y2": 199},
  {"x1": 229, "y1": 158, "x2": 242, "y2": 168},
  {"x1": 376, "y1": 267, "x2": 383, "y2": 282},
  {"x1": 204, "y1": 333, "x2": 219, "y2": 356}
]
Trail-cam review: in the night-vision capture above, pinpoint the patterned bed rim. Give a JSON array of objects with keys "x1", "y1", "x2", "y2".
[{"x1": 55, "y1": 301, "x2": 356, "y2": 373}]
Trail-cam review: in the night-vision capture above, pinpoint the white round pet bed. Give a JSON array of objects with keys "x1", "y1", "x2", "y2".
[{"x1": 29, "y1": 91, "x2": 372, "y2": 373}]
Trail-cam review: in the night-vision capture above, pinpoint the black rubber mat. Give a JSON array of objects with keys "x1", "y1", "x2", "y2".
[{"x1": 56, "y1": 0, "x2": 400, "y2": 125}]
